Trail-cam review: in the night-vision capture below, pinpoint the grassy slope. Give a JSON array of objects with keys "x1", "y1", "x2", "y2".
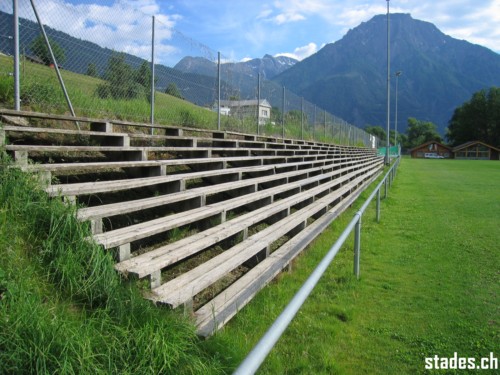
[
  {"x1": 210, "y1": 158, "x2": 499, "y2": 374},
  {"x1": 1, "y1": 55, "x2": 361, "y2": 143},
  {"x1": 0, "y1": 161, "x2": 231, "y2": 374},
  {"x1": 1, "y1": 54, "x2": 218, "y2": 127}
]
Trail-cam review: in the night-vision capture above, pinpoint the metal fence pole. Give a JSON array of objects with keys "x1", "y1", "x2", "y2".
[
  {"x1": 313, "y1": 106, "x2": 316, "y2": 141},
  {"x1": 376, "y1": 188, "x2": 381, "y2": 223},
  {"x1": 384, "y1": 178, "x2": 388, "y2": 198},
  {"x1": 300, "y1": 97, "x2": 304, "y2": 140},
  {"x1": 30, "y1": 0, "x2": 78, "y2": 128},
  {"x1": 13, "y1": 0, "x2": 20, "y2": 110},
  {"x1": 282, "y1": 86, "x2": 285, "y2": 139},
  {"x1": 354, "y1": 212, "x2": 361, "y2": 279},
  {"x1": 150, "y1": 15, "x2": 155, "y2": 131},
  {"x1": 257, "y1": 73, "x2": 261, "y2": 135},
  {"x1": 217, "y1": 52, "x2": 221, "y2": 131}
]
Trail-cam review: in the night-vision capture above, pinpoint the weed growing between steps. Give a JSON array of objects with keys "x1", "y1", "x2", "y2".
[{"x1": 0, "y1": 156, "x2": 233, "y2": 374}]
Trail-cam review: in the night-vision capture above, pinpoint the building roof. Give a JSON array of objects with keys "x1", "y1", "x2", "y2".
[
  {"x1": 409, "y1": 141, "x2": 452, "y2": 153},
  {"x1": 452, "y1": 140, "x2": 500, "y2": 152}
]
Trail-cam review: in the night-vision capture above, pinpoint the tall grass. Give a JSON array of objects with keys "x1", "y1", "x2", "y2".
[{"x1": 0, "y1": 155, "x2": 231, "y2": 374}]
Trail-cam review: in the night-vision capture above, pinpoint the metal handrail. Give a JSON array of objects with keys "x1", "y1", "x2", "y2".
[{"x1": 233, "y1": 157, "x2": 400, "y2": 375}]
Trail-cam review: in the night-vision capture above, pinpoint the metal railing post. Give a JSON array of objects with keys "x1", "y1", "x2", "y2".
[
  {"x1": 354, "y1": 212, "x2": 361, "y2": 279},
  {"x1": 376, "y1": 188, "x2": 381, "y2": 223},
  {"x1": 384, "y1": 178, "x2": 388, "y2": 199}
]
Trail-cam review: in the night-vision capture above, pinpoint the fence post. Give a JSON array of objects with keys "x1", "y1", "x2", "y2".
[
  {"x1": 376, "y1": 188, "x2": 381, "y2": 223},
  {"x1": 354, "y1": 212, "x2": 361, "y2": 279},
  {"x1": 150, "y1": 15, "x2": 155, "y2": 132},
  {"x1": 13, "y1": 0, "x2": 20, "y2": 110},
  {"x1": 282, "y1": 86, "x2": 285, "y2": 139},
  {"x1": 384, "y1": 178, "x2": 388, "y2": 199},
  {"x1": 300, "y1": 97, "x2": 304, "y2": 140},
  {"x1": 324, "y1": 110, "x2": 326, "y2": 139},
  {"x1": 257, "y1": 73, "x2": 261, "y2": 135},
  {"x1": 217, "y1": 52, "x2": 221, "y2": 131},
  {"x1": 313, "y1": 106, "x2": 316, "y2": 141}
]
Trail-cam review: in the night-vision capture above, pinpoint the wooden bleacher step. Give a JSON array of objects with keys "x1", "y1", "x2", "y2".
[{"x1": 195, "y1": 169, "x2": 381, "y2": 336}]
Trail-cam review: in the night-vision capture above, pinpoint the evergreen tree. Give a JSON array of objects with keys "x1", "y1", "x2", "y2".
[
  {"x1": 30, "y1": 35, "x2": 66, "y2": 66},
  {"x1": 96, "y1": 53, "x2": 142, "y2": 100},
  {"x1": 165, "y1": 83, "x2": 183, "y2": 99},
  {"x1": 86, "y1": 63, "x2": 98, "y2": 77}
]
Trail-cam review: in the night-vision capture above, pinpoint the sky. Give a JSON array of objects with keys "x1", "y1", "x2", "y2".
[{"x1": 3, "y1": 0, "x2": 500, "y2": 65}]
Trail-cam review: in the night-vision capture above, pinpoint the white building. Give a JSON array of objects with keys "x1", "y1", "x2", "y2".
[{"x1": 217, "y1": 99, "x2": 272, "y2": 125}]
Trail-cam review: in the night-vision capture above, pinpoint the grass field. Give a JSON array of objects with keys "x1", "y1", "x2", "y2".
[{"x1": 209, "y1": 158, "x2": 499, "y2": 374}]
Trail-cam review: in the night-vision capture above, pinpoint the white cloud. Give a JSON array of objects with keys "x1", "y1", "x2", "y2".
[
  {"x1": 274, "y1": 12, "x2": 306, "y2": 25},
  {"x1": 3, "y1": 0, "x2": 182, "y2": 64},
  {"x1": 275, "y1": 42, "x2": 318, "y2": 61},
  {"x1": 259, "y1": 0, "x2": 330, "y2": 25}
]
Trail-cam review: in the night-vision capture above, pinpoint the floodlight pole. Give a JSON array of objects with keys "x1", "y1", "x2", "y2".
[{"x1": 385, "y1": 0, "x2": 391, "y2": 165}]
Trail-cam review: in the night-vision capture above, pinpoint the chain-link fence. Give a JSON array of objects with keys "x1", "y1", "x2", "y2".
[{"x1": 0, "y1": 0, "x2": 377, "y2": 147}]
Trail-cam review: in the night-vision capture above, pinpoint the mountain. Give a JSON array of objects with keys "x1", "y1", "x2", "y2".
[
  {"x1": 174, "y1": 54, "x2": 297, "y2": 80},
  {"x1": 272, "y1": 13, "x2": 500, "y2": 135}
]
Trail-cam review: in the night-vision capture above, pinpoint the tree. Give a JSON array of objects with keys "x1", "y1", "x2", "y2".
[
  {"x1": 165, "y1": 83, "x2": 183, "y2": 99},
  {"x1": 30, "y1": 35, "x2": 66, "y2": 66},
  {"x1": 96, "y1": 52, "x2": 142, "y2": 100},
  {"x1": 447, "y1": 87, "x2": 500, "y2": 147},
  {"x1": 364, "y1": 125, "x2": 386, "y2": 141},
  {"x1": 405, "y1": 118, "x2": 442, "y2": 149},
  {"x1": 86, "y1": 63, "x2": 98, "y2": 77}
]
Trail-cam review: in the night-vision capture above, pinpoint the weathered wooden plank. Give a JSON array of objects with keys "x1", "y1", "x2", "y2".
[
  {"x1": 195, "y1": 170, "x2": 381, "y2": 336},
  {"x1": 76, "y1": 161, "x2": 336, "y2": 221},
  {"x1": 115, "y1": 160, "x2": 382, "y2": 277},
  {"x1": 149, "y1": 172, "x2": 375, "y2": 308},
  {"x1": 2, "y1": 125, "x2": 129, "y2": 138}
]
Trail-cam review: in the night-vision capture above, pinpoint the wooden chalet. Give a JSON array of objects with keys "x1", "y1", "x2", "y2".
[
  {"x1": 452, "y1": 141, "x2": 500, "y2": 160},
  {"x1": 410, "y1": 141, "x2": 452, "y2": 158}
]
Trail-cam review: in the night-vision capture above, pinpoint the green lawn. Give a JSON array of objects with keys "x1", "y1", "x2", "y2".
[{"x1": 209, "y1": 158, "x2": 499, "y2": 374}]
